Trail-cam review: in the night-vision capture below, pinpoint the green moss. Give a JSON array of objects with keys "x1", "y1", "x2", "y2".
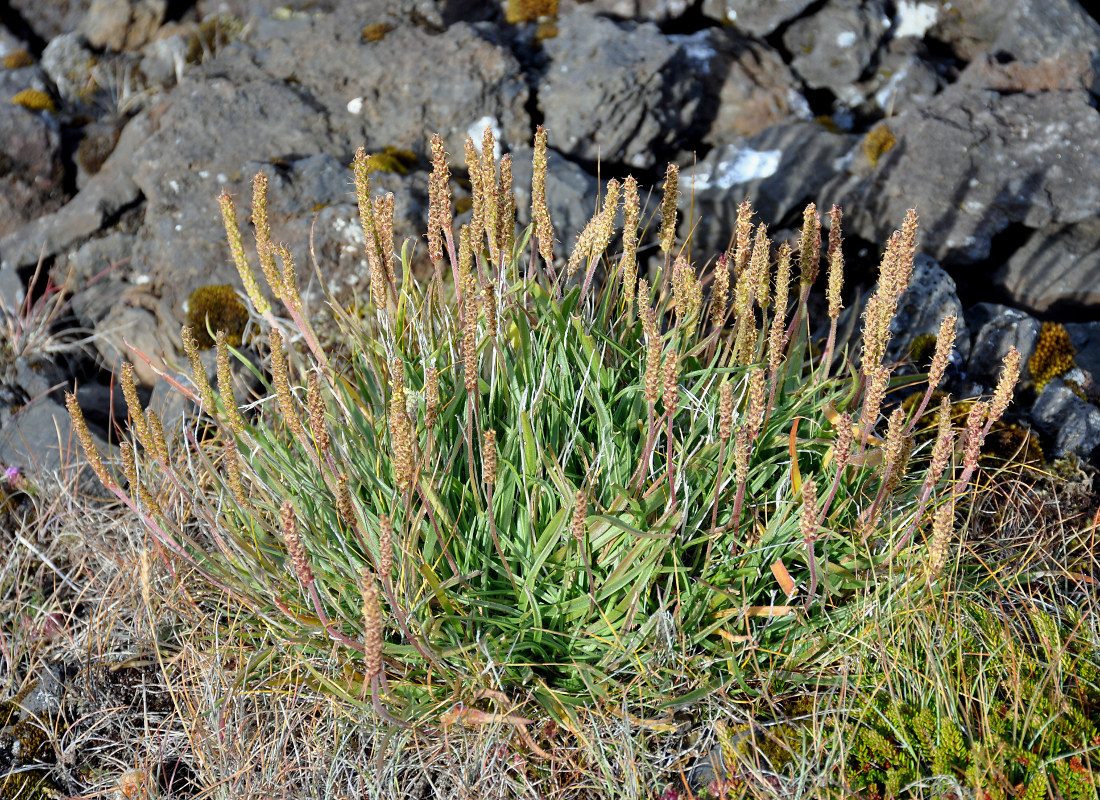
[
  {"x1": 863, "y1": 123, "x2": 897, "y2": 167},
  {"x1": 1029, "y1": 321, "x2": 1075, "y2": 391},
  {"x1": 0, "y1": 769, "x2": 57, "y2": 800},
  {"x1": 186, "y1": 285, "x2": 251, "y2": 350},
  {"x1": 11, "y1": 90, "x2": 55, "y2": 113},
  {"x1": 908, "y1": 332, "x2": 938, "y2": 368}
]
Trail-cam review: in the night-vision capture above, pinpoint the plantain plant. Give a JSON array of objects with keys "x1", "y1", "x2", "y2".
[{"x1": 68, "y1": 126, "x2": 1019, "y2": 729}]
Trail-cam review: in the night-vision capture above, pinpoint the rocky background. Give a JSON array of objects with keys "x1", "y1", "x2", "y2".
[{"x1": 2, "y1": 0, "x2": 1100, "y2": 480}]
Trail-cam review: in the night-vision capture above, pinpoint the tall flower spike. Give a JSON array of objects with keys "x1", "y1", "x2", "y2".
[
  {"x1": 224, "y1": 436, "x2": 249, "y2": 508},
  {"x1": 861, "y1": 365, "x2": 889, "y2": 431},
  {"x1": 374, "y1": 193, "x2": 396, "y2": 288},
  {"x1": 336, "y1": 472, "x2": 354, "y2": 526},
  {"x1": 181, "y1": 326, "x2": 218, "y2": 413},
  {"x1": 768, "y1": 243, "x2": 792, "y2": 374},
  {"x1": 719, "y1": 382, "x2": 734, "y2": 442},
  {"x1": 378, "y1": 515, "x2": 394, "y2": 578},
  {"x1": 274, "y1": 244, "x2": 300, "y2": 311},
  {"x1": 497, "y1": 154, "x2": 515, "y2": 261},
  {"x1": 389, "y1": 391, "x2": 415, "y2": 495},
  {"x1": 465, "y1": 137, "x2": 485, "y2": 246},
  {"x1": 146, "y1": 409, "x2": 170, "y2": 466},
  {"x1": 926, "y1": 396, "x2": 954, "y2": 489},
  {"x1": 427, "y1": 133, "x2": 451, "y2": 265},
  {"x1": 962, "y1": 400, "x2": 989, "y2": 472},
  {"x1": 928, "y1": 315, "x2": 957, "y2": 391},
  {"x1": 66, "y1": 392, "x2": 115, "y2": 490},
  {"x1": 571, "y1": 490, "x2": 588, "y2": 544},
  {"x1": 833, "y1": 412, "x2": 853, "y2": 475},
  {"x1": 281, "y1": 500, "x2": 314, "y2": 588},
  {"x1": 359, "y1": 569, "x2": 383, "y2": 680},
  {"x1": 480, "y1": 127, "x2": 498, "y2": 257},
  {"x1": 800, "y1": 478, "x2": 819, "y2": 542},
  {"x1": 658, "y1": 163, "x2": 679, "y2": 254},
  {"x1": 990, "y1": 347, "x2": 1020, "y2": 422},
  {"x1": 216, "y1": 330, "x2": 247, "y2": 437},
  {"x1": 620, "y1": 175, "x2": 640, "y2": 307},
  {"x1": 219, "y1": 190, "x2": 270, "y2": 315},
  {"x1": 662, "y1": 352, "x2": 679, "y2": 418},
  {"x1": 353, "y1": 148, "x2": 385, "y2": 310},
  {"x1": 120, "y1": 362, "x2": 151, "y2": 450},
  {"x1": 252, "y1": 173, "x2": 282, "y2": 294},
  {"x1": 827, "y1": 205, "x2": 844, "y2": 319},
  {"x1": 483, "y1": 429, "x2": 498, "y2": 487},
  {"x1": 269, "y1": 327, "x2": 305, "y2": 440},
  {"x1": 532, "y1": 126, "x2": 554, "y2": 266},
  {"x1": 308, "y1": 370, "x2": 329, "y2": 455},
  {"x1": 798, "y1": 202, "x2": 821, "y2": 286},
  {"x1": 732, "y1": 200, "x2": 753, "y2": 275},
  {"x1": 711, "y1": 254, "x2": 730, "y2": 328},
  {"x1": 927, "y1": 493, "x2": 955, "y2": 575},
  {"x1": 424, "y1": 366, "x2": 440, "y2": 428}
]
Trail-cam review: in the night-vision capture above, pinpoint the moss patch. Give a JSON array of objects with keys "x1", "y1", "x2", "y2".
[
  {"x1": 186, "y1": 285, "x2": 250, "y2": 349},
  {"x1": 863, "y1": 123, "x2": 896, "y2": 167}
]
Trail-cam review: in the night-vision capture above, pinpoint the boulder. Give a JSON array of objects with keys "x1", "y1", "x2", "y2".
[{"x1": 991, "y1": 218, "x2": 1100, "y2": 315}]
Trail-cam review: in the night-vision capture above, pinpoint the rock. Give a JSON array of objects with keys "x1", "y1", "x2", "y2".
[
  {"x1": 683, "y1": 121, "x2": 859, "y2": 260},
  {"x1": 1065, "y1": 322, "x2": 1100, "y2": 386},
  {"x1": 93, "y1": 301, "x2": 179, "y2": 387},
  {"x1": 700, "y1": 0, "x2": 816, "y2": 36},
  {"x1": 991, "y1": 219, "x2": 1100, "y2": 316},
  {"x1": 833, "y1": 88, "x2": 1100, "y2": 265},
  {"x1": 569, "y1": 0, "x2": 693, "y2": 22},
  {"x1": 886, "y1": 254, "x2": 970, "y2": 364},
  {"x1": 238, "y1": 15, "x2": 528, "y2": 163},
  {"x1": 691, "y1": 29, "x2": 811, "y2": 144},
  {"x1": 965, "y1": 303, "x2": 1040, "y2": 389},
  {"x1": 0, "y1": 92, "x2": 66, "y2": 240},
  {"x1": 929, "y1": 0, "x2": 1100, "y2": 79},
  {"x1": 1032, "y1": 378, "x2": 1100, "y2": 461},
  {"x1": 861, "y1": 47, "x2": 942, "y2": 116},
  {"x1": 0, "y1": 113, "x2": 146, "y2": 274},
  {"x1": 80, "y1": 0, "x2": 167, "y2": 52},
  {"x1": 5, "y1": 0, "x2": 93, "y2": 40},
  {"x1": 538, "y1": 14, "x2": 715, "y2": 170},
  {"x1": 39, "y1": 32, "x2": 99, "y2": 106},
  {"x1": 783, "y1": 0, "x2": 890, "y2": 98}
]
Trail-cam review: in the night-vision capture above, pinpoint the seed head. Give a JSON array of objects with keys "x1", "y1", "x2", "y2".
[
  {"x1": 274, "y1": 244, "x2": 301, "y2": 312},
  {"x1": 620, "y1": 175, "x2": 640, "y2": 306},
  {"x1": 465, "y1": 137, "x2": 486, "y2": 247},
  {"x1": 926, "y1": 396, "x2": 954, "y2": 489},
  {"x1": 217, "y1": 330, "x2": 247, "y2": 436},
  {"x1": 218, "y1": 190, "x2": 270, "y2": 315},
  {"x1": 749, "y1": 223, "x2": 771, "y2": 308},
  {"x1": 827, "y1": 205, "x2": 844, "y2": 319},
  {"x1": 224, "y1": 436, "x2": 249, "y2": 508},
  {"x1": 962, "y1": 400, "x2": 989, "y2": 471},
  {"x1": 718, "y1": 382, "x2": 734, "y2": 442},
  {"x1": 927, "y1": 493, "x2": 955, "y2": 575},
  {"x1": 658, "y1": 163, "x2": 679, "y2": 254},
  {"x1": 181, "y1": 326, "x2": 218, "y2": 413},
  {"x1": 710, "y1": 254, "x2": 730, "y2": 328},
  {"x1": 483, "y1": 429, "x2": 498, "y2": 487},
  {"x1": 359, "y1": 569, "x2": 383, "y2": 680},
  {"x1": 732, "y1": 200, "x2": 753, "y2": 275},
  {"x1": 833, "y1": 412, "x2": 853, "y2": 475},
  {"x1": 497, "y1": 154, "x2": 515, "y2": 260},
  {"x1": 861, "y1": 366, "x2": 890, "y2": 431},
  {"x1": 252, "y1": 173, "x2": 282, "y2": 294},
  {"x1": 389, "y1": 392, "x2": 415, "y2": 494},
  {"x1": 308, "y1": 370, "x2": 329, "y2": 455},
  {"x1": 927, "y1": 315, "x2": 956, "y2": 391},
  {"x1": 378, "y1": 514, "x2": 394, "y2": 578},
  {"x1": 121, "y1": 362, "x2": 151, "y2": 450},
  {"x1": 66, "y1": 392, "x2": 115, "y2": 490},
  {"x1": 427, "y1": 133, "x2": 451, "y2": 264},
  {"x1": 146, "y1": 409, "x2": 170, "y2": 466},
  {"x1": 798, "y1": 203, "x2": 821, "y2": 286},
  {"x1": 768, "y1": 243, "x2": 792, "y2": 374},
  {"x1": 424, "y1": 366, "x2": 440, "y2": 428},
  {"x1": 532, "y1": 126, "x2": 554, "y2": 266},
  {"x1": 571, "y1": 490, "x2": 588, "y2": 544},
  {"x1": 990, "y1": 346, "x2": 1020, "y2": 423},
  {"x1": 662, "y1": 352, "x2": 679, "y2": 417},
  {"x1": 800, "y1": 478, "x2": 819, "y2": 543},
  {"x1": 269, "y1": 327, "x2": 305, "y2": 441},
  {"x1": 336, "y1": 472, "x2": 355, "y2": 526},
  {"x1": 281, "y1": 500, "x2": 314, "y2": 588}
]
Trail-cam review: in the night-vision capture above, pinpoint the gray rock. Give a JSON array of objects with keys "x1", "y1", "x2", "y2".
[
  {"x1": 569, "y1": 0, "x2": 693, "y2": 22},
  {"x1": 39, "y1": 33, "x2": 99, "y2": 106},
  {"x1": 148, "y1": 346, "x2": 265, "y2": 436},
  {"x1": 538, "y1": 14, "x2": 714, "y2": 170},
  {"x1": 886, "y1": 254, "x2": 970, "y2": 364},
  {"x1": 692, "y1": 29, "x2": 811, "y2": 145},
  {"x1": 0, "y1": 94, "x2": 66, "y2": 243},
  {"x1": 991, "y1": 219, "x2": 1100, "y2": 315},
  {"x1": 238, "y1": 15, "x2": 528, "y2": 164},
  {"x1": 1065, "y1": 322, "x2": 1100, "y2": 386},
  {"x1": 1032, "y1": 378, "x2": 1100, "y2": 461},
  {"x1": 929, "y1": 0, "x2": 1100, "y2": 79},
  {"x1": 783, "y1": 0, "x2": 890, "y2": 97},
  {"x1": 965, "y1": 303, "x2": 1040, "y2": 388},
  {"x1": 832, "y1": 88, "x2": 1100, "y2": 266},
  {"x1": 80, "y1": 0, "x2": 167, "y2": 52},
  {"x1": 700, "y1": 0, "x2": 816, "y2": 36},
  {"x1": 861, "y1": 48, "x2": 942, "y2": 116},
  {"x1": 682, "y1": 121, "x2": 859, "y2": 260},
  {"x1": 6, "y1": 0, "x2": 92, "y2": 40}
]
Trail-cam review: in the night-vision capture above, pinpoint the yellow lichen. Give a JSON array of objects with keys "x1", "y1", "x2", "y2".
[
  {"x1": 186, "y1": 285, "x2": 251, "y2": 349},
  {"x1": 1028, "y1": 321, "x2": 1075, "y2": 391},
  {"x1": 11, "y1": 89, "x2": 55, "y2": 113},
  {"x1": 908, "y1": 333, "x2": 938, "y2": 367},
  {"x1": 505, "y1": 0, "x2": 558, "y2": 24},
  {"x1": 363, "y1": 146, "x2": 418, "y2": 175},
  {"x1": 863, "y1": 123, "x2": 897, "y2": 167},
  {"x1": 2, "y1": 49, "x2": 34, "y2": 69},
  {"x1": 362, "y1": 23, "x2": 394, "y2": 42}
]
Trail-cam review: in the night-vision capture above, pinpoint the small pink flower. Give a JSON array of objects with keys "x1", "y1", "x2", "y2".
[{"x1": 3, "y1": 466, "x2": 21, "y2": 487}]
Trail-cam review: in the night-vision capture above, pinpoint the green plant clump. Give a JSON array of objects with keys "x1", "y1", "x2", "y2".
[{"x1": 69, "y1": 129, "x2": 1022, "y2": 736}]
